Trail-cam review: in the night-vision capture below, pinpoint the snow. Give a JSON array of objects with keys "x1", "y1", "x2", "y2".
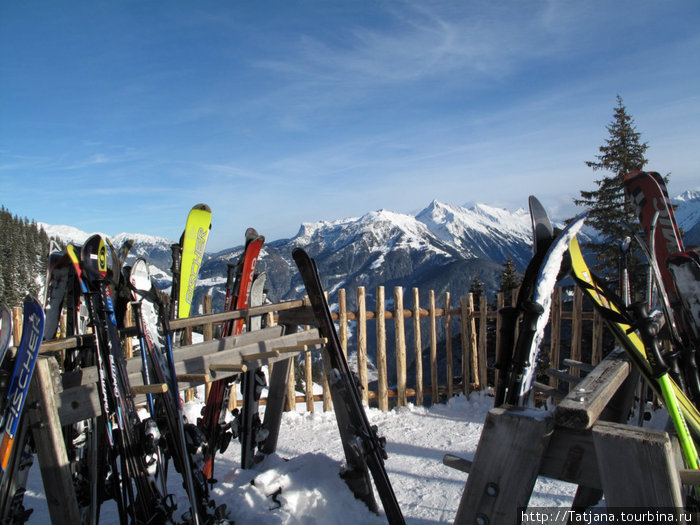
[{"x1": 21, "y1": 391, "x2": 580, "y2": 524}]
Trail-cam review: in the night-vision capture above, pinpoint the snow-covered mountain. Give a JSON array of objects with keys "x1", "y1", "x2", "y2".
[
  {"x1": 672, "y1": 190, "x2": 700, "y2": 247},
  {"x1": 40, "y1": 193, "x2": 700, "y2": 314}
]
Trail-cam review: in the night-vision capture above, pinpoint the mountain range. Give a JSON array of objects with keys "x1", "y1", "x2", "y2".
[{"x1": 41, "y1": 192, "x2": 700, "y2": 315}]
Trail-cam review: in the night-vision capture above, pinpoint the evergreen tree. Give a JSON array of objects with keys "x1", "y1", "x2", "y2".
[
  {"x1": 574, "y1": 95, "x2": 649, "y2": 289},
  {"x1": 498, "y1": 257, "x2": 520, "y2": 301},
  {"x1": 468, "y1": 272, "x2": 484, "y2": 305},
  {"x1": 0, "y1": 206, "x2": 49, "y2": 306}
]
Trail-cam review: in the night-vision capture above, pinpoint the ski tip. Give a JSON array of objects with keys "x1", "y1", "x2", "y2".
[{"x1": 192, "y1": 203, "x2": 212, "y2": 213}]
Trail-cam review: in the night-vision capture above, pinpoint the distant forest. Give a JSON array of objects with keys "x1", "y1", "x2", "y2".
[{"x1": 0, "y1": 206, "x2": 49, "y2": 307}]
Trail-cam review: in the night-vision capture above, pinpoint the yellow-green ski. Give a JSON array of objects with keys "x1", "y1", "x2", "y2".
[
  {"x1": 569, "y1": 235, "x2": 700, "y2": 441},
  {"x1": 175, "y1": 204, "x2": 212, "y2": 320}
]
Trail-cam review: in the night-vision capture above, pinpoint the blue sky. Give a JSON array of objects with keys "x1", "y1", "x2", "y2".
[{"x1": 2, "y1": 1, "x2": 699, "y2": 251}]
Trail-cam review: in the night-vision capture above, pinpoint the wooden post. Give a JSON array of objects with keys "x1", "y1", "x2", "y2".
[
  {"x1": 477, "y1": 295, "x2": 488, "y2": 389},
  {"x1": 12, "y1": 306, "x2": 22, "y2": 346},
  {"x1": 123, "y1": 303, "x2": 133, "y2": 359},
  {"x1": 592, "y1": 421, "x2": 683, "y2": 507},
  {"x1": 460, "y1": 296, "x2": 471, "y2": 397},
  {"x1": 394, "y1": 287, "x2": 407, "y2": 407},
  {"x1": 376, "y1": 286, "x2": 388, "y2": 412},
  {"x1": 202, "y1": 295, "x2": 213, "y2": 341},
  {"x1": 550, "y1": 287, "x2": 562, "y2": 391},
  {"x1": 27, "y1": 357, "x2": 81, "y2": 524},
  {"x1": 429, "y1": 290, "x2": 438, "y2": 404},
  {"x1": 453, "y1": 407, "x2": 555, "y2": 525},
  {"x1": 494, "y1": 292, "x2": 504, "y2": 393},
  {"x1": 357, "y1": 287, "x2": 369, "y2": 405},
  {"x1": 305, "y1": 342, "x2": 314, "y2": 413},
  {"x1": 338, "y1": 288, "x2": 348, "y2": 358},
  {"x1": 570, "y1": 287, "x2": 583, "y2": 376},
  {"x1": 285, "y1": 356, "x2": 296, "y2": 412},
  {"x1": 194, "y1": 295, "x2": 214, "y2": 403},
  {"x1": 592, "y1": 309, "x2": 604, "y2": 365},
  {"x1": 413, "y1": 287, "x2": 424, "y2": 406},
  {"x1": 445, "y1": 292, "x2": 453, "y2": 400}
]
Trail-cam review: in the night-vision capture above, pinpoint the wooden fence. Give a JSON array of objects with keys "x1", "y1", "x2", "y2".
[
  {"x1": 278, "y1": 285, "x2": 602, "y2": 413},
  {"x1": 15, "y1": 284, "x2": 604, "y2": 414}
]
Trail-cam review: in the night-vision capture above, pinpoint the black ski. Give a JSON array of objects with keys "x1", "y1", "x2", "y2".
[{"x1": 292, "y1": 248, "x2": 405, "y2": 525}]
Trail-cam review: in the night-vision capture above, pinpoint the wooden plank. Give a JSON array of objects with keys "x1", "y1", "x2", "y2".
[
  {"x1": 453, "y1": 406, "x2": 555, "y2": 525},
  {"x1": 478, "y1": 295, "x2": 488, "y2": 389},
  {"x1": 338, "y1": 288, "x2": 348, "y2": 358},
  {"x1": 305, "y1": 340, "x2": 314, "y2": 412},
  {"x1": 592, "y1": 309, "x2": 604, "y2": 365},
  {"x1": 429, "y1": 290, "x2": 438, "y2": 404},
  {"x1": 413, "y1": 287, "x2": 423, "y2": 405},
  {"x1": 592, "y1": 420, "x2": 683, "y2": 507},
  {"x1": 562, "y1": 359, "x2": 595, "y2": 373},
  {"x1": 394, "y1": 287, "x2": 407, "y2": 407},
  {"x1": 445, "y1": 292, "x2": 453, "y2": 400},
  {"x1": 260, "y1": 355, "x2": 293, "y2": 454},
  {"x1": 376, "y1": 286, "x2": 388, "y2": 411},
  {"x1": 55, "y1": 329, "x2": 316, "y2": 425},
  {"x1": 357, "y1": 287, "x2": 368, "y2": 405},
  {"x1": 494, "y1": 292, "x2": 504, "y2": 396},
  {"x1": 555, "y1": 350, "x2": 631, "y2": 430},
  {"x1": 459, "y1": 295, "x2": 472, "y2": 397},
  {"x1": 545, "y1": 368, "x2": 583, "y2": 386},
  {"x1": 570, "y1": 287, "x2": 583, "y2": 376},
  {"x1": 27, "y1": 357, "x2": 81, "y2": 525}
]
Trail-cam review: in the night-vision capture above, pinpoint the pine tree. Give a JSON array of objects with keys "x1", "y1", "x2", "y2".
[
  {"x1": 498, "y1": 257, "x2": 520, "y2": 299},
  {"x1": 574, "y1": 95, "x2": 650, "y2": 290},
  {"x1": 469, "y1": 272, "x2": 484, "y2": 305}
]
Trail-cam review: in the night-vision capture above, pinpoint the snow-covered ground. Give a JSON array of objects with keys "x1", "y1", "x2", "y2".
[{"x1": 20, "y1": 390, "x2": 581, "y2": 524}]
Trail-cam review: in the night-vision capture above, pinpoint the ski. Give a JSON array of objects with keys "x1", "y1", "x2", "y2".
[
  {"x1": 129, "y1": 258, "x2": 228, "y2": 524},
  {"x1": 172, "y1": 204, "x2": 212, "y2": 321},
  {"x1": 0, "y1": 295, "x2": 44, "y2": 472},
  {"x1": 292, "y1": 247, "x2": 405, "y2": 525},
  {"x1": 505, "y1": 210, "x2": 589, "y2": 406},
  {"x1": 68, "y1": 236, "x2": 175, "y2": 523},
  {"x1": 568, "y1": 235, "x2": 700, "y2": 439},
  {"x1": 0, "y1": 295, "x2": 44, "y2": 524},
  {"x1": 668, "y1": 251, "x2": 700, "y2": 343},
  {"x1": 199, "y1": 229, "x2": 264, "y2": 480},
  {"x1": 237, "y1": 270, "x2": 268, "y2": 469},
  {"x1": 494, "y1": 196, "x2": 556, "y2": 406}
]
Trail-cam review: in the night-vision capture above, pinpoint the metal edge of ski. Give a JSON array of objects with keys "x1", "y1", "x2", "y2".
[
  {"x1": 199, "y1": 229, "x2": 264, "y2": 481},
  {"x1": 129, "y1": 258, "x2": 229, "y2": 525},
  {"x1": 176, "y1": 204, "x2": 212, "y2": 321},
  {"x1": 567, "y1": 235, "x2": 700, "y2": 440},
  {"x1": 495, "y1": 196, "x2": 555, "y2": 406},
  {"x1": 291, "y1": 247, "x2": 405, "y2": 525}
]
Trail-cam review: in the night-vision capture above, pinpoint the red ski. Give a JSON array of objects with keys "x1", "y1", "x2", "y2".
[{"x1": 198, "y1": 228, "x2": 264, "y2": 480}]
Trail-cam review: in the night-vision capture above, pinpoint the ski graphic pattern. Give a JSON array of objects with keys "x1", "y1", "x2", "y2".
[
  {"x1": 0, "y1": 295, "x2": 44, "y2": 471},
  {"x1": 177, "y1": 204, "x2": 212, "y2": 320}
]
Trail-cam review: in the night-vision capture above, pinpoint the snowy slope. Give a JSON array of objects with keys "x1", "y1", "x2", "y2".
[{"x1": 22, "y1": 391, "x2": 579, "y2": 524}]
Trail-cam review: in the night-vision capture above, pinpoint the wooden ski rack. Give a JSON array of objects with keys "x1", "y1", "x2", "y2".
[
  {"x1": 25, "y1": 300, "x2": 326, "y2": 525},
  {"x1": 446, "y1": 348, "x2": 693, "y2": 524}
]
